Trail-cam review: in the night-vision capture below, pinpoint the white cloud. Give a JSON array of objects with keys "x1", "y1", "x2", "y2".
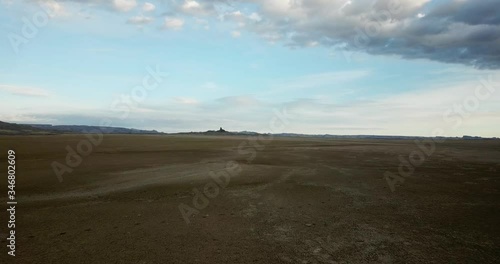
[
  {"x1": 231, "y1": 30, "x2": 241, "y2": 38},
  {"x1": 174, "y1": 97, "x2": 199, "y2": 105},
  {"x1": 142, "y1": 2, "x2": 155, "y2": 12},
  {"x1": 163, "y1": 17, "x2": 184, "y2": 30},
  {"x1": 182, "y1": 0, "x2": 201, "y2": 10},
  {"x1": 127, "y1": 15, "x2": 153, "y2": 25},
  {"x1": 112, "y1": 0, "x2": 136, "y2": 12},
  {"x1": 180, "y1": 0, "x2": 212, "y2": 15},
  {"x1": 224, "y1": 10, "x2": 245, "y2": 22},
  {"x1": 0, "y1": 114, "x2": 55, "y2": 123},
  {"x1": 248, "y1": 12, "x2": 262, "y2": 22},
  {"x1": 307, "y1": 41, "x2": 319, "y2": 47},
  {"x1": 230, "y1": 10, "x2": 243, "y2": 17},
  {"x1": 40, "y1": 0, "x2": 67, "y2": 17},
  {"x1": 0, "y1": 85, "x2": 50, "y2": 97}
]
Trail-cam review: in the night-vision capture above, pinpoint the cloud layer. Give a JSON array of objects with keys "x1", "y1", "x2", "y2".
[
  {"x1": 0, "y1": 85, "x2": 50, "y2": 97},
  {"x1": 185, "y1": 0, "x2": 500, "y2": 69},
  {"x1": 2, "y1": 71, "x2": 499, "y2": 136},
  {"x1": 20, "y1": 0, "x2": 500, "y2": 68}
]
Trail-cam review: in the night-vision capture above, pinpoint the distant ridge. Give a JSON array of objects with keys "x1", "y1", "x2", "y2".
[
  {"x1": 0, "y1": 121, "x2": 162, "y2": 135},
  {"x1": 29, "y1": 124, "x2": 161, "y2": 135},
  {"x1": 1, "y1": 121, "x2": 497, "y2": 139},
  {"x1": 0, "y1": 121, "x2": 57, "y2": 135},
  {"x1": 175, "y1": 128, "x2": 499, "y2": 140}
]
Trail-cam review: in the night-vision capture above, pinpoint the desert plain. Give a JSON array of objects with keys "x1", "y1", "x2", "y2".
[{"x1": 0, "y1": 134, "x2": 499, "y2": 263}]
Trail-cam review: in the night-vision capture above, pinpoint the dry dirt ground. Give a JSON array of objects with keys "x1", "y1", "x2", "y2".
[{"x1": 0, "y1": 134, "x2": 499, "y2": 263}]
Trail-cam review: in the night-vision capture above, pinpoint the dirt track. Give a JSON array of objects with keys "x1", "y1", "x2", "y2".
[{"x1": 1, "y1": 135, "x2": 499, "y2": 263}]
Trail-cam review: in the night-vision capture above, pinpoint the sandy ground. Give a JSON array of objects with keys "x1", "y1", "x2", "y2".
[{"x1": 0, "y1": 134, "x2": 499, "y2": 263}]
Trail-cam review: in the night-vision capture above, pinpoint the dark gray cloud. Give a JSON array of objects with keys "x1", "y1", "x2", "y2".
[
  {"x1": 206, "y1": 0, "x2": 500, "y2": 69},
  {"x1": 427, "y1": 0, "x2": 500, "y2": 26}
]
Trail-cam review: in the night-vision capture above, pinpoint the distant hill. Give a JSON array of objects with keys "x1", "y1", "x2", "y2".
[
  {"x1": 0, "y1": 121, "x2": 162, "y2": 135},
  {"x1": 29, "y1": 124, "x2": 162, "y2": 134},
  {"x1": 0, "y1": 121, "x2": 57, "y2": 135},
  {"x1": 175, "y1": 128, "x2": 498, "y2": 140},
  {"x1": 1, "y1": 121, "x2": 497, "y2": 139},
  {"x1": 176, "y1": 127, "x2": 260, "y2": 136}
]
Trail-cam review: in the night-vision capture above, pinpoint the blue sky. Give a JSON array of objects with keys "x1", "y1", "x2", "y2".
[{"x1": 1, "y1": 0, "x2": 499, "y2": 136}]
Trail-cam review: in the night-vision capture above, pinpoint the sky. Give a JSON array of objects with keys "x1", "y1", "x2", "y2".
[{"x1": 0, "y1": 0, "x2": 499, "y2": 136}]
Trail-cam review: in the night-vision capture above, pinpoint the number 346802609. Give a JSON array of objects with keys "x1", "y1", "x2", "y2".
[{"x1": 8, "y1": 150, "x2": 16, "y2": 198}]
